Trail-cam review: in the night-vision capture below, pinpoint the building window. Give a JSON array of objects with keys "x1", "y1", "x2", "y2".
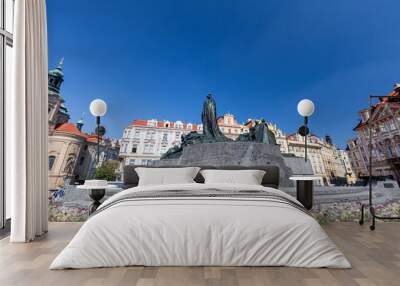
[
  {"x1": 144, "y1": 144, "x2": 154, "y2": 153},
  {"x1": 49, "y1": 155, "x2": 56, "y2": 170},
  {"x1": 145, "y1": 131, "x2": 155, "y2": 140},
  {"x1": 131, "y1": 145, "x2": 137, "y2": 153},
  {"x1": 134, "y1": 129, "x2": 141, "y2": 138}
]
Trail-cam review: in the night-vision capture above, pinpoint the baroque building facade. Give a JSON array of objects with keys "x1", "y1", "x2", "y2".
[
  {"x1": 119, "y1": 119, "x2": 203, "y2": 167},
  {"x1": 286, "y1": 133, "x2": 328, "y2": 185},
  {"x1": 47, "y1": 60, "x2": 120, "y2": 189},
  {"x1": 347, "y1": 83, "x2": 400, "y2": 181},
  {"x1": 217, "y1": 113, "x2": 249, "y2": 139}
]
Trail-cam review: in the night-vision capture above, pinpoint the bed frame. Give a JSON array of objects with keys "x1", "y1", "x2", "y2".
[{"x1": 123, "y1": 165, "x2": 280, "y2": 189}]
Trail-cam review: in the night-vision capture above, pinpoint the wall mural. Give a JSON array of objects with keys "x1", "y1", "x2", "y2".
[{"x1": 48, "y1": 89, "x2": 400, "y2": 224}]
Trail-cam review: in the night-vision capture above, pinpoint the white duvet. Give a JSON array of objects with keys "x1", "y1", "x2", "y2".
[{"x1": 50, "y1": 183, "x2": 350, "y2": 269}]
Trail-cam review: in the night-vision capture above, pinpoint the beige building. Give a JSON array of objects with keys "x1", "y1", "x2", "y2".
[
  {"x1": 48, "y1": 123, "x2": 90, "y2": 188},
  {"x1": 284, "y1": 133, "x2": 351, "y2": 186},
  {"x1": 338, "y1": 149, "x2": 357, "y2": 184},
  {"x1": 267, "y1": 122, "x2": 289, "y2": 153},
  {"x1": 217, "y1": 113, "x2": 248, "y2": 139},
  {"x1": 47, "y1": 60, "x2": 120, "y2": 189},
  {"x1": 286, "y1": 133, "x2": 327, "y2": 185},
  {"x1": 320, "y1": 136, "x2": 347, "y2": 181}
]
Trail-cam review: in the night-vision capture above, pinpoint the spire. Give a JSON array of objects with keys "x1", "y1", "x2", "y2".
[
  {"x1": 76, "y1": 113, "x2": 85, "y2": 131},
  {"x1": 57, "y1": 57, "x2": 64, "y2": 69},
  {"x1": 48, "y1": 58, "x2": 65, "y2": 94}
]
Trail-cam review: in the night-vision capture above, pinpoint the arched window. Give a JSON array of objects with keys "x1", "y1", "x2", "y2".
[
  {"x1": 64, "y1": 156, "x2": 76, "y2": 175},
  {"x1": 49, "y1": 155, "x2": 56, "y2": 170}
]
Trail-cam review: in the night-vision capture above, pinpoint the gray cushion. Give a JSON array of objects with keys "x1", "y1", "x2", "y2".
[{"x1": 123, "y1": 165, "x2": 280, "y2": 189}]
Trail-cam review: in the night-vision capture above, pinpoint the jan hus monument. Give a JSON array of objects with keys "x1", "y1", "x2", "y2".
[{"x1": 154, "y1": 94, "x2": 312, "y2": 187}]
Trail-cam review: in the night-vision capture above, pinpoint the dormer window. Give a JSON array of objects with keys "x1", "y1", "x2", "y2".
[
  {"x1": 148, "y1": 120, "x2": 157, "y2": 127},
  {"x1": 174, "y1": 121, "x2": 183, "y2": 129}
]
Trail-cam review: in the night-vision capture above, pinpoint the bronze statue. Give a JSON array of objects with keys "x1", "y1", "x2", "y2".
[
  {"x1": 237, "y1": 119, "x2": 276, "y2": 144},
  {"x1": 161, "y1": 94, "x2": 276, "y2": 159},
  {"x1": 201, "y1": 94, "x2": 231, "y2": 142}
]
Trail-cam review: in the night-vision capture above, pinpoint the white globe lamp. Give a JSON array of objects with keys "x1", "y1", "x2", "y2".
[
  {"x1": 297, "y1": 99, "x2": 315, "y2": 162},
  {"x1": 89, "y1": 99, "x2": 107, "y2": 164},
  {"x1": 297, "y1": 99, "x2": 315, "y2": 117},
  {"x1": 90, "y1": 99, "x2": 107, "y2": 117}
]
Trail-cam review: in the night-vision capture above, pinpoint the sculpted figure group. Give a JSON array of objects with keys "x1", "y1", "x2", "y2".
[{"x1": 161, "y1": 94, "x2": 276, "y2": 159}]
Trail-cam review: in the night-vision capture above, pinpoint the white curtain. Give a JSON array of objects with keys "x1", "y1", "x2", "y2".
[{"x1": 8, "y1": 0, "x2": 48, "y2": 242}]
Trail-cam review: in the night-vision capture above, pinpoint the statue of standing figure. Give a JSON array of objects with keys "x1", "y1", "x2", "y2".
[{"x1": 201, "y1": 94, "x2": 231, "y2": 142}]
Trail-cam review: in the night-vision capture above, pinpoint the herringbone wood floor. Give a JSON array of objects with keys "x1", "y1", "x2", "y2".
[{"x1": 0, "y1": 222, "x2": 399, "y2": 286}]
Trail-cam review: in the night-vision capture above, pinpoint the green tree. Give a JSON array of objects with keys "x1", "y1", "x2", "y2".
[{"x1": 94, "y1": 160, "x2": 119, "y2": 181}]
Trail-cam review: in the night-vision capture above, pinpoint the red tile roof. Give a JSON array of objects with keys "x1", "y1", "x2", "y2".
[
  {"x1": 86, "y1": 134, "x2": 102, "y2": 144},
  {"x1": 129, "y1": 119, "x2": 148, "y2": 126},
  {"x1": 54, "y1": 123, "x2": 88, "y2": 139},
  {"x1": 54, "y1": 123, "x2": 105, "y2": 144}
]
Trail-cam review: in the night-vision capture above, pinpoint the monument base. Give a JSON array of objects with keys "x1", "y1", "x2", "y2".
[{"x1": 152, "y1": 142, "x2": 313, "y2": 187}]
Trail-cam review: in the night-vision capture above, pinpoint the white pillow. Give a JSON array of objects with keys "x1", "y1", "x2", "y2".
[
  {"x1": 200, "y1": 169, "x2": 266, "y2": 185},
  {"x1": 136, "y1": 167, "x2": 200, "y2": 186}
]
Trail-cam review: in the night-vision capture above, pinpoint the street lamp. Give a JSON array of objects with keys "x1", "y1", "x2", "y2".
[
  {"x1": 297, "y1": 99, "x2": 315, "y2": 162},
  {"x1": 89, "y1": 99, "x2": 107, "y2": 164}
]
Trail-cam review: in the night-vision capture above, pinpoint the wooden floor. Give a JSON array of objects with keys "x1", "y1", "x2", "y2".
[{"x1": 0, "y1": 222, "x2": 399, "y2": 286}]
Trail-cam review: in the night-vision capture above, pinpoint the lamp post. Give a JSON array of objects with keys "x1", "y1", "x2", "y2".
[
  {"x1": 297, "y1": 99, "x2": 315, "y2": 162},
  {"x1": 89, "y1": 99, "x2": 107, "y2": 164}
]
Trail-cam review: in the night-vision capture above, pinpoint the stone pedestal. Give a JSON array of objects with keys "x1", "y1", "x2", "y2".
[{"x1": 152, "y1": 142, "x2": 313, "y2": 187}]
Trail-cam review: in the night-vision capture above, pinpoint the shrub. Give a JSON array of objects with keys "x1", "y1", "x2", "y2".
[{"x1": 94, "y1": 160, "x2": 119, "y2": 181}]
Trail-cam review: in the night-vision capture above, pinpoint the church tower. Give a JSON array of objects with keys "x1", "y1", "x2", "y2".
[
  {"x1": 48, "y1": 57, "x2": 64, "y2": 95},
  {"x1": 48, "y1": 58, "x2": 70, "y2": 133}
]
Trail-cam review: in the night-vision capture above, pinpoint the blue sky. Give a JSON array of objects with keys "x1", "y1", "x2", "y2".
[{"x1": 47, "y1": 0, "x2": 400, "y2": 148}]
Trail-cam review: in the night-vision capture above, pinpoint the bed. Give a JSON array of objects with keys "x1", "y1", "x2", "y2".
[{"x1": 50, "y1": 166, "x2": 350, "y2": 269}]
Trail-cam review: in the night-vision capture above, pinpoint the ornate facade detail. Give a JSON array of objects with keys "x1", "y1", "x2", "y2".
[{"x1": 347, "y1": 84, "x2": 400, "y2": 181}]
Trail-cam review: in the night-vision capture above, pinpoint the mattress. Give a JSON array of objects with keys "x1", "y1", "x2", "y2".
[{"x1": 50, "y1": 183, "x2": 351, "y2": 269}]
